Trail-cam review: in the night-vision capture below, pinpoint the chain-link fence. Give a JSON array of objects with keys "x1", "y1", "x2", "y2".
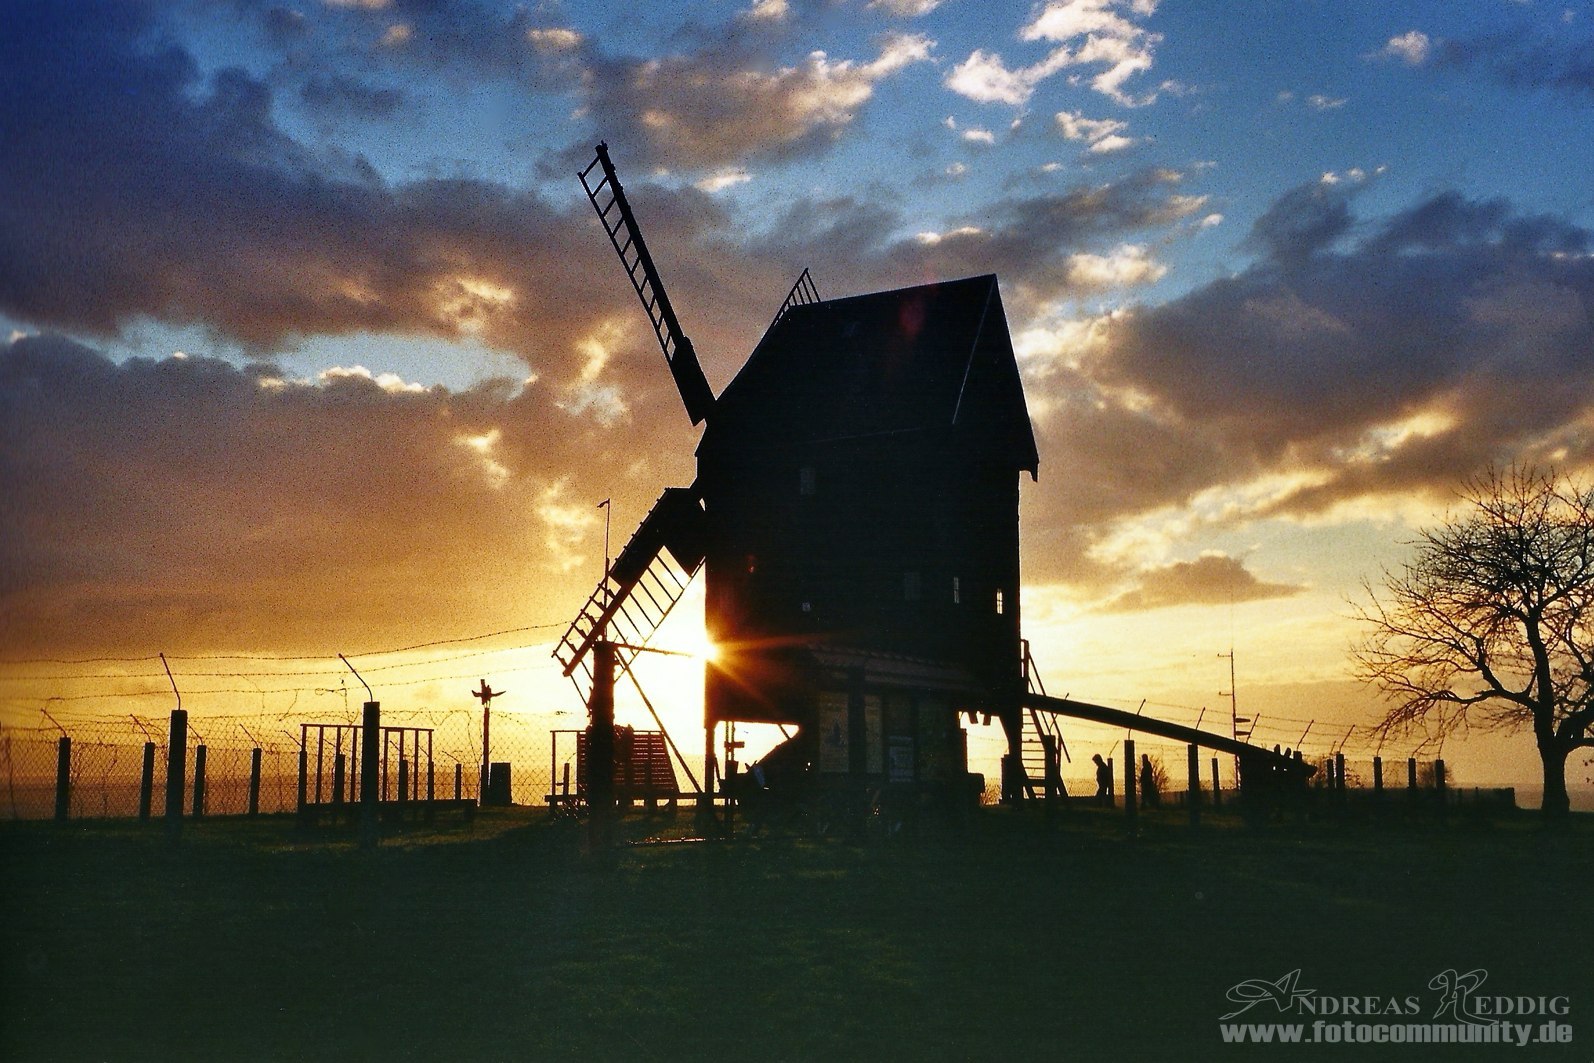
[
  {"x1": 0, "y1": 709, "x2": 576, "y2": 821},
  {"x1": 1, "y1": 708, "x2": 1515, "y2": 823}
]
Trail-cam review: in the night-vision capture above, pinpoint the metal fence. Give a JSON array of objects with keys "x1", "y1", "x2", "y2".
[{"x1": 0, "y1": 709, "x2": 565, "y2": 821}]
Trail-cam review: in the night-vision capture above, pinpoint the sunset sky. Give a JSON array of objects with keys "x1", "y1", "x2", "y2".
[{"x1": 3, "y1": 0, "x2": 1593, "y2": 791}]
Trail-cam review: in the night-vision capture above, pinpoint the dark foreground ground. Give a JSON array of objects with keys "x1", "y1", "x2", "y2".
[{"x1": 2, "y1": 803, "x2": 1589, "y2": 1062}]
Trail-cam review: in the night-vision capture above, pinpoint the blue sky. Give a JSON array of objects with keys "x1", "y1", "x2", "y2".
[{"x1": 3, "y1": 0, "x2": 1593, "y2": 785}]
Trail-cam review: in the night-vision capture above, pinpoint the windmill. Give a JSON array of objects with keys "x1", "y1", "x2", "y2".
[
  {"x1": 554, "y1": 141, "x2": 1041, "y2": 818},
  {"x1": 554, "y1": 143, "x2": 1311, "y2": 825}
]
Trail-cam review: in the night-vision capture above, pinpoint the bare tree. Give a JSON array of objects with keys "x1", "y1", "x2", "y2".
[{"x1": 1352, "y1": 466, "x2": 1594, "y2": 820}]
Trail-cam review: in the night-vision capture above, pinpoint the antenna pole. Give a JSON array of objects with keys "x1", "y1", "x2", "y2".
[
  {"x1": 160, "y1": 653, "x2": 181, "y2": 714},
  {"x1": 338, "y1": 654, "x2": 374, "y2": 702}
]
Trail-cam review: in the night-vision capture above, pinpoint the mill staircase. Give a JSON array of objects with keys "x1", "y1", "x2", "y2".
[
  {"x1": 554, "y1": 486, "x2": 708, "y2": 700},
  {"x1": 1019, "y1": 641, "x2": 1069, "y2": 798}
]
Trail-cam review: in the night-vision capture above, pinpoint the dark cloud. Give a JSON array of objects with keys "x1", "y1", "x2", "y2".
[
  {"x1": 1244, "y1": 179, "x2": 1356, "y2": 264},
  {"x1": 1044, "y1": 184, "x2": 1594, "y2": 544},
  {"x1": 0, "y1": 0, "x2": 747, "y2": 399},
  {"x1": 299, "y1": 73, "x2": 404, "y2": 121},
  {"x1": 1100, "y1": 555, "x2": 1305, "y2": 613},
  {"x1": 1437, "y1": 28, "x2": 1594, "y2": 98},
  {"x1": 0, "y1": 0, "x2": 1214, "y2": 411}
]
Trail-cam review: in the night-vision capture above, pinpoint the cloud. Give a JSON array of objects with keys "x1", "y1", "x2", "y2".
[
  {"x1": 868, "y1": 0, "x2": 946, "y2": 14},
  {"x1": 742, "y1": 0, "x2": 789, "y2": 22},
  {"x1": 1379, "y1": 30, "x2": 1432, "y2": 65},
  {"x1": 1089, "y1": 187, "x2": 1594, "y2": 522},
  {"x1": 695, "y1": 168, "x2": 754, "y2": 193},
  {"x1": 1435, "y1": 27, "x2": 1594, "y2": 97},
  {"x1": 298, "y1": 73, "x2": 404, "y2": 121},
  {"x1": 526, "y1": 27, "x2": 584, "y2": 53},
  {"x1": 0, "y1": 333, "x2": 701, "y2": 656},
  {"x1": 1064, "y1": 244, "x2": 1165, "y2": 289},
  {"x1": 947, "y1": 0, "x2": 1161, "y2": 107},
  {"x1": 1100, "y1": 554, "x2": 1305, "y2": 613},
  {"x1": 1056, "y1": 110, "x2": 1136, "y2": 153},
  {"x1": 0, "y1": 1, "x2": 794, "y2": 403},
  {"x1": 1378, "y1": 20, "x2": 1594, "y2": 98},
  {"x1": 590, "y1": 33, "x2": 933, "y2": 170},
  {"x1": 945, "y1": 48, "x2": 1074, "y2": 105}
]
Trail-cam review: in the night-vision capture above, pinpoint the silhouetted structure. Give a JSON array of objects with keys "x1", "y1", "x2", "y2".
[
  {"x1": 555, "y1": 142, "x2": 1310, "y2": 824},
  {"x1": 556, "y1": 144, "x2": 1035, "y2": 815}
]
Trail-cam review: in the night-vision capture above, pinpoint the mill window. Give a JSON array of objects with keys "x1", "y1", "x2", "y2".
[
  {"x1": 995, "y1": 588, "x2": 1005, "y2": 615},
  {"x1": 952, "y1": 576, "x2": 962, "y2": 605}
]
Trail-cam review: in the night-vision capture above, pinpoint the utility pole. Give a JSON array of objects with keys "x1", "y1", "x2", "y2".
[
  {"x1": 598, "y1": 498, "x2": 612, "y2": 601},
  {"x1": 1220, "y1": 649, "x2": 1242, "y2": 785},
  {"x1": 472, "y1": 680, "x2": 504, "y2": 805},
  {"x1": 588, "y1": 640, "x2": 617, "y2": 850}
]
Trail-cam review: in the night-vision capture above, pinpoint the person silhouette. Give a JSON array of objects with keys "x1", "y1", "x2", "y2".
[
  {"x1": 1139, "y1": 754, "x2": 1161, "y2": 809},
  {"x1": 1093, "y1": 753, "x2": 1112, "y2": 807}
]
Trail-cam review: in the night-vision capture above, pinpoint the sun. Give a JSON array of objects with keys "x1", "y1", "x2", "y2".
[{"x1": 672, "y1": 623, "x2": 719, "y2": 664}]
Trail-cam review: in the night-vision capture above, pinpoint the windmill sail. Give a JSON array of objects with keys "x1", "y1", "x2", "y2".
[
  {"x1": 579, "y1": 143, "x2": 716, "y2": 426},
  {"x1": 553, "y1": 487, "x2": 707, "y2": 700}
]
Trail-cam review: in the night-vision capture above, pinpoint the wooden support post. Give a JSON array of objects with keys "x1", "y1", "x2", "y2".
[
  {"x1": 314, "y1": 727, "x2": 324, "y2": 804},
  {"x1": 192, "y1": 744, "x2": 207, "y2": 819},
  {"x1": 588, "y1": 640, "x2": 617, "y2": 850},
  {"x1": 165, "y1": 709, "x2": 187, "y2": 839},
  {"x1": 296, "y1": 741, "x2": 309, "y2": 820},
  {"x1": 1210, "y1": 756, "x2": 1221, "y2": 809},
  {"x1": 1334, "y1": 751, "x2": 1346, "y2": 803},
  {"x1": 248, "y1": 747, "x2": 262, "y2": 817},
  {"x1": 1187, "y1": 743, "x2": 1201, "y2": 826},
  {"x1": 397, "y1": 757, "x2": 409, "y2": 805},
  {"x1": 1434, "y1": 758, "x2": 1447, "y2": 814},
  {"x1": 1041, "y1": 734, "x2": 1060, "y2": 803},
  {"x1": 359, "y1": 701, "x2": 380, "y2": 849},
  {"x1": 454, "y1": 761, "x2": 463, "y2": 801},
  {"x1": 139, "y1": 741, "x2": 156, "y2": 821},
  {"x1": 1373, "y1": 755, "x2": 1383, "y2": 798},
  {"x1": 1123, "y1": 738, "x2": 1137, "y2": 821},
  {"x1": 53, "y1": 735, "x2": 71, "y2": 823},
  {"x1": 332, "y1": 753, "x2": 346, "y2": 807},
  {"x1": 1407, "y1": 757, "x2": 1418, "y2": 795}
]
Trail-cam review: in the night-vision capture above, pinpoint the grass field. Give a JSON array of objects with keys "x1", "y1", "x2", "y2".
[{"x1": 2, "y1": 804, "x2": 1589, "y2": 1061}]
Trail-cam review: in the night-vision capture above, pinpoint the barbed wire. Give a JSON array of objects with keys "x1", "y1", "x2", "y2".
[{"x1": 0, "y1": 621, "x2": 570, "y2": 668}]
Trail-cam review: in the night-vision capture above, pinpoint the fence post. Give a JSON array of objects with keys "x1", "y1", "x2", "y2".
[
  {"x1": 1373, "y1": 755, "x2": 1383, "y2": 799},
  {"x1": 1187, "y1": 743, "x2": 1201, "y2": 826},
  {"x1": 398, "y1": 755, "x2": 409, "y2": 807},
  {"x1": 332, "y1": 752, "x2": 346, "y2": 807},
  {"x1": 1334, "y1": 751, "x2": 1346, "y2": 806},
  {"x1": 53, "y1": 735, "x2": 71, "y2": 823},
  {"x1": 454, "y1": 761, "x2": 462, "y2": 801},
  {"x1": 166, "y1": 709, "x2": 187, "y2": 839},
  {"x1": 248, "y1": 747, "x2": 262, "y2": 817},
  {"x1": 1210, "y1": 756, "x2": 1221, "y2": 809},
  {"x1": 296, "y1": 738, "x2": 309, "y2": 822},
  {"x1": 1434, "y1": 758, "x2": 1447, "y2": 815},
  {"x1": 360, "y1": 701, "x2": 380, "y2": 849},
  {"x1": 192, "y1": 744, "x2": 207, "y2": 819},
  {"x1": 1123, "y1": 738, "x2": 1137, "y2": 822},
  {"x1": 139, "y1": 741, "x2": 156, "y2": 821}
]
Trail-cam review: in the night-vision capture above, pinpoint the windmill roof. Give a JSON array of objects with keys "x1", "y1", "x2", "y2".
[{"x1": 700, "y1": 274, "x2": 1038, "y2": 475}]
